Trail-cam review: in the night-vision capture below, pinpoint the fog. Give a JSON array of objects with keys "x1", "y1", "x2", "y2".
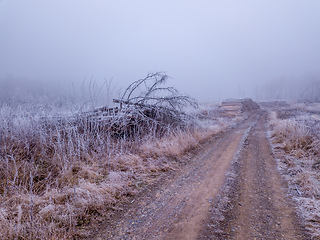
[{"x1": 1, "y1": 1, "x2": 320, "y2": 103}]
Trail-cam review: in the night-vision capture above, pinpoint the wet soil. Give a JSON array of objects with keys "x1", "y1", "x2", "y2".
[{"x1": 94, "y1": 111, "x2": 308, "y2": 239}]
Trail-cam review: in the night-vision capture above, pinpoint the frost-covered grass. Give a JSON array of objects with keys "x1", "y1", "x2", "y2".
[
  {"x1": 0, "y1": 97, "x2": 236, "y2": 239},
  {"x1": 268, "y1": 103, "x2": 320, "y2": 238}
]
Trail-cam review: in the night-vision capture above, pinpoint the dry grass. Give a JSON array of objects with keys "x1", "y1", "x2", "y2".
[
  {"x1": 268, "y1": 104, "x2": 320, "y2": 238},
  {"x1": 0, "y1": 100, "x2": 236, "y2": 239}
]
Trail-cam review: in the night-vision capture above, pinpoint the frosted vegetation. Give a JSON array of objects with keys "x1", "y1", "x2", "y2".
[
  {"x1": 0, "y1": 76, "x2": 239, "y2": 239},
  {"x1": 268, "y1": 102, "x2": 320, "y2": 238}
]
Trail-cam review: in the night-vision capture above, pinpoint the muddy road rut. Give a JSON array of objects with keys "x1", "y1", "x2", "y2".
[{"x1": 95, "y1": 111, "x2": 308, "y2": 239}]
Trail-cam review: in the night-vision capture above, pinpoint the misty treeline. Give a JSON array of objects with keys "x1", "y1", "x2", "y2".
[
  {"x1": 0, "y1": 75, "x2": 116, "y2": 113},
  {"x1": 1, "y1": 74, "x2": 320, "y2": 103},
  {"x1": 255, "y1": 77, "x2": 320, "y2": 101}
]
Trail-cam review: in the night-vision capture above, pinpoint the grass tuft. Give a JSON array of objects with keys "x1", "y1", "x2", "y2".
[{"x1": 268, "y1": 104, "x2": 320, "y2": 238}]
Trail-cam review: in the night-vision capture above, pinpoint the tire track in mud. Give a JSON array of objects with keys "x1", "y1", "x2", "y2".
[
  {"x1": 199, "y1": 112, "x2": 309, "y2": 239},
  {"x1": 95, "y1": 113, "x2": 260, "y2": 240}
]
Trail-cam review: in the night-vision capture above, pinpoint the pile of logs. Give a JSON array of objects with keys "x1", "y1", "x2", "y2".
[{"x1": 220, "y1": 98, "x2": 260, "y2": 116}]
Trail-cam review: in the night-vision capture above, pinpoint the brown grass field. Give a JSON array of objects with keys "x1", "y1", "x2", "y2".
[{"x1": 0, "y1": 99, "x2": 241, "y2": 239}]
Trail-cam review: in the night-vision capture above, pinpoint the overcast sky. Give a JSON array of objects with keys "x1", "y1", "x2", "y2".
[{"x1": 1, "y1": 1, "x2": 320, "y2": 102}]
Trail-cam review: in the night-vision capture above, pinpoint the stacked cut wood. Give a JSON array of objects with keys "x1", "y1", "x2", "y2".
[
  {"x1": 220, "y1": 98, "x2": 260, "y2": 116},
  {"x1": 220, "y1": 99, "x2": 243, "y2": 116}
]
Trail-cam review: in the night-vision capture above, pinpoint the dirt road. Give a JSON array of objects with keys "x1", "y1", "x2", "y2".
[{"x1": 95, "y1": 111, "x2": 308, "y2": 239}]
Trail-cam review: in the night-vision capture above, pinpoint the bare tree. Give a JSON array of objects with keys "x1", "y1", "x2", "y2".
[
  {"x1": 110, "y1": 72, "x2": 198, "y2": 137},
  {"x1": 117, "y1": 72, "x2": 197, "y2": 110}
]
